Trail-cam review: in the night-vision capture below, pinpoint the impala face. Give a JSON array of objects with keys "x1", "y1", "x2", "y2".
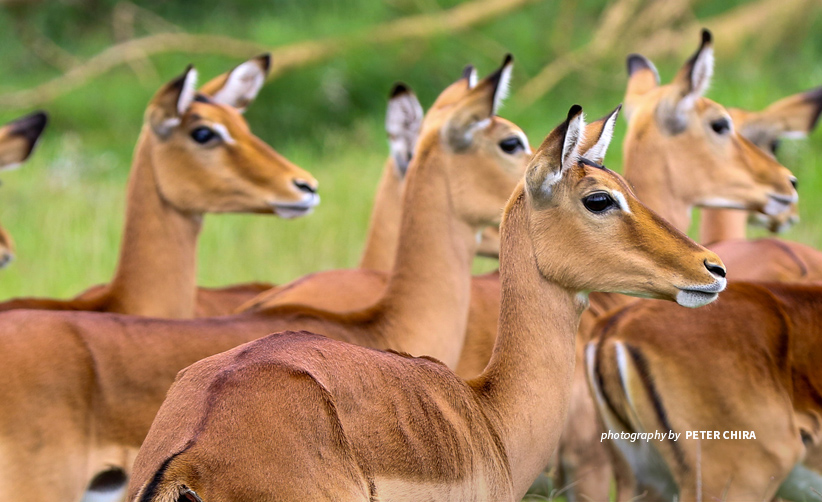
[
  {"x1": 526, "y1": 106, "x2": 726, "y2": 308},
  {"x1": 146, "y1": 62, "x2": 319, "y2": 218},
  {"x1": 0, "y1": 110, "x2": 48, "y2": 268},
  {"x1": 420, "y1": 54, "x2": 530, "y2": 231},
  {"x1": 623, "y1": 30, "x2": 797, "y2": 221}
]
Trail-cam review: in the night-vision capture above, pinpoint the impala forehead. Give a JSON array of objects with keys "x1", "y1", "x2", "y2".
[{"x1": 574, "y1": 168, "x2": 635, "y2": 212}]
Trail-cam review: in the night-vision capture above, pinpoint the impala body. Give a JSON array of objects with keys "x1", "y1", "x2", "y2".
[
  {"x1": 0, "y1": 56, "x2": 318, "y2": 318},
  {"x1": 129, "y1": 104, "x2": 727, "y2": 502}
]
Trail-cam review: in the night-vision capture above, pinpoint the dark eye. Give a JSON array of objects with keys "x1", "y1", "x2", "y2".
[
  {"x1": 190, "y1": 127, "x2": 217, "y2": 144},
  {"x1": 710, "y1": 118, "x2": 731, "y2": 135},
  {"x1": 499, "y1": 137, "x2": 525, "y2": 154},
  {"x1": 582, "y1": 192, "x2": 616, "y2": 213}
]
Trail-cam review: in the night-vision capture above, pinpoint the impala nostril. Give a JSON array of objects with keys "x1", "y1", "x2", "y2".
[
  {"x1": 293, "y1": 179, "x2": 317, "y2": 195},
  {"x1": 790, "y1": 176, "x2": 798, "y2": 190},
  {"x1": 704, "y1": 260, "x2": 726, "y2": 278}
]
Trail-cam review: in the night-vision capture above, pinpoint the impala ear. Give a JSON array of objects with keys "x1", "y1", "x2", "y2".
[
  {"x1": 386, "y1": 83, "x2": 424, "y2": 177},
  {"x1": 581, "y1": 105, "x2": 620, "y2": 165},
  {"x1": 0, "y1": 111, "x2": 48, "y2": 170},
  {"x1": 463, "y1": 64, "x2": 478, "y2": 89},
  {"x1": 732, "y1": 86, "x2": 822, "y2": 152},
  {"x1": 660, "y1": 29, "x2": 714, "y2": 132},
  {"x1": 443, "y1": 54, "x2": 513, "y2": 151},
  {"x1": 147, "y1": 65, "x2": 197, "y2": 138},
  {"x1": 200, "y1": 54, "x2": 271, "y2": 111},
  {"x1": 526, "y1": 105, "x2": 585, "y2": 200},
  {"x1": 623, "y1": 54, "x2": 658, "y2": 122}
]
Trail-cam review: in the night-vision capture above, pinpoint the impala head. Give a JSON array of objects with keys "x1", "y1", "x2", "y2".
[
  {"x1": 0, "y1": 110, "x2": 48, "y2": 268},
  {"x1": 623, "y1": 29, "x2": 796, "y2": 220},
  {"x1": 419, "y1": 54, "x2": 530, "y2": 231},
  {"x1": 729, "y1": 87, "x2": 822, "y2": 231},
  {"x1": 386, "y1": 75, "x2": 506, "y2": 257},
  {"x1": 144, "y1": 55, "x2": 319, "y2": 218},
  {"x1": 523, "y1": 104, "x2": 726, "y2": 308}
]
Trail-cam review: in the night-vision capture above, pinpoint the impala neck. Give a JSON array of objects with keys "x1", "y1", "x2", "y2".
[
  {"x1": 107, "y1": 128, "x2": 201, "y2": 318},
  {"x1": 623, "y1": 137, "x2": 693, "y2": 233},
  {"x1": 474, "y1": 188, "x2": 584, "y2": 498},
  {"x1": 379, "y1": 145, "x2": 476, "y2": 368},
  {"x1": 358, "y1": 159, "x2": 403, "y2": 271},
  {"x1": 699, "y1": 208, "x2": 748, "y2": 244}
]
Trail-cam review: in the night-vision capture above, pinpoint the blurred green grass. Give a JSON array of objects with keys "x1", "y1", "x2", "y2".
[{"x1": 0, "y1": 0, "x2": 821, "y2": 299}]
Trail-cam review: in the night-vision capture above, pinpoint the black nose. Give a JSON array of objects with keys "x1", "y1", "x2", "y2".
[
  {"x1": 293, "y1": 180, "x2": 317, "y2": 194},
  {"x1": 704, "y1": 260, "x2": 726, "y2": 278},
  {"x1": 790, "y1": 177, "x2": 798, "y2": 190}
]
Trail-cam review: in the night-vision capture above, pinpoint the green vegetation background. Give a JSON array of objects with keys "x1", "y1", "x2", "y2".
[{"x1": 0, "y1": 0, "x2": 820, "y2": 299}]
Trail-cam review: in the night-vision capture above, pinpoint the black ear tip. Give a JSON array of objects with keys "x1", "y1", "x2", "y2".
[
  {"x1": 568, "y1": 104, "x2": 583, "y2": 120},
  {"x1": 390, "y1": 82, "x2": 410, "y2": 98},
  {"x1": 611, "y1": 103, "x2": 623, "y2": 118},
  {"x1": 701, "y1": 28, "x2": 712, "y2": 46},
  {"x1": 8, "y1": 110, "x2": 48, "y2": 151},
  {"x1": 502, "y1": 53, "x2": 514, "y2": 66},
  {"x1": 626, "y1": 54, "x2": 650, "y2": 76},
  {"x1": 461, "y1": 64, "x2": 476, "y2": 81},
  {"x1": 257, "y1": 53, "x2": 272, "y2": 73}
]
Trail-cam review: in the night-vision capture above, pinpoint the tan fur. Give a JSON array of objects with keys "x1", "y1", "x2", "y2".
[
  {"x1": 587, "y1": 282, "x2": 822, "y2": 501},
  {"x1": 699, "y1": 86, "x2": 822, "y2": 281},
  {"x1": 128, "y1": 105, "x2": 725, "y2": 502},
  {"x1": 0, "y1": 111, "x2": 48, "y2": 268},
  {"x1": 0, "y1": 57, "x2": 533, "y2": 502},
  {"x1": 554, "y1": 31, "x2": 799, "y2": 501},
  {"x1": 0, "y1": 56, "x2": 316, "y2": 318}
]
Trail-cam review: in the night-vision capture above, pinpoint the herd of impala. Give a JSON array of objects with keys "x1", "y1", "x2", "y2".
[{"x1": 0, "y1": 28, "x2": 821, "y2": 501}]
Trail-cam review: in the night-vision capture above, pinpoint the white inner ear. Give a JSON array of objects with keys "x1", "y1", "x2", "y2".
[
  {"x1": 212, "y1": 61, "x2": 266, "y2": 109},
  {"x1": 468, "y1": 68, "x2": 478, "y2": 89},
  {"x1": 678, "y1": 47, "x2": 713, "y2": 115},
  {"x1": 690, "y1": 46, "x2": 714, "y2": 98},
  {"x1": 583, "y1": 111, "x2": 617, "y2": 164},
  {"x1": 492, "y1": 63, "x2": 513, "y2": 116},
  {"x1": 639, "y1": 56, "x2": 660, "y2": 86},
  {"x1": 386, "y1": 92, "x2": 424, "y2": 175},
  {"x1": 561, "y1": 113, "x2": 586, "y2": 170},
  {"x1": 177, "y1": 69, "x2": 198, "y2": 116}
]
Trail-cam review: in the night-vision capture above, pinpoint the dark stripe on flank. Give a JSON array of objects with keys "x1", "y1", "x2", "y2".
[
  {"x1": 625, "y1": 344, "x2": 688, "y2": 472},
  {"x1": 768, "y1": 239, "x2": 809, "y2": 277}
]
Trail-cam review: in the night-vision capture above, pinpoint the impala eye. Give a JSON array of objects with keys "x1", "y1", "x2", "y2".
[
  {"x1": 582, "y1": 192, "x2": 616, "y2": 213},
  {"x1": 499, "y1": 136, "x2": 525, "y2": 154},
  {"x1": 710, "y1": 118, "x2": 731, "y2": 135},
  {"x1": 191, "y1": 127, "x2": 217, "y2": 144}
]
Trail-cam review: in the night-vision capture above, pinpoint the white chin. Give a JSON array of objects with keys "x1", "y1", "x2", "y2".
[
  {"x1": 763, "y1": 198, "x2": 792, "y2": 217},
  {"x1": 676, "y1": 289, "x2": 719, "y2": 308},
  {"x1": 274, "y1": 206, "x2": 314, "y2": 219}
]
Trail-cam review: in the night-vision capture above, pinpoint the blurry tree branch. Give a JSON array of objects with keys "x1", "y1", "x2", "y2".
[
  {"x1": 517, "y1": 0, "x2": 820, "y2": 107},
  {"x1": 0, "y1": 0, "x2": 537, "y2": 110}
]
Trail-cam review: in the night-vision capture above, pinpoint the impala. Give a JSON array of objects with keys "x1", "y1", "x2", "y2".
[
  {"x1": 128, "y1": 103, "x2": 727, "y2": 502},
  {"x1": 0, "y1": 55, "x2": 318, "y2": 318},
  {"x1": 554, "y1": 29, "x2": 803, "y2": 501},
  {"x1": 700, "y1": 85, "x2": 822, "y2": 280},
  {"x1": 0, "y1": 55, "x2": 530, "y2": 502},
  {"x1": 235, "y1": 66, "x2": 510, "y2": 314},
  {"x1": 587, "y1": 282, "x2": 822, "y2": 501},
  {"x1": 0, "y1": 110, "x2": 48, "y2": 267}
]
